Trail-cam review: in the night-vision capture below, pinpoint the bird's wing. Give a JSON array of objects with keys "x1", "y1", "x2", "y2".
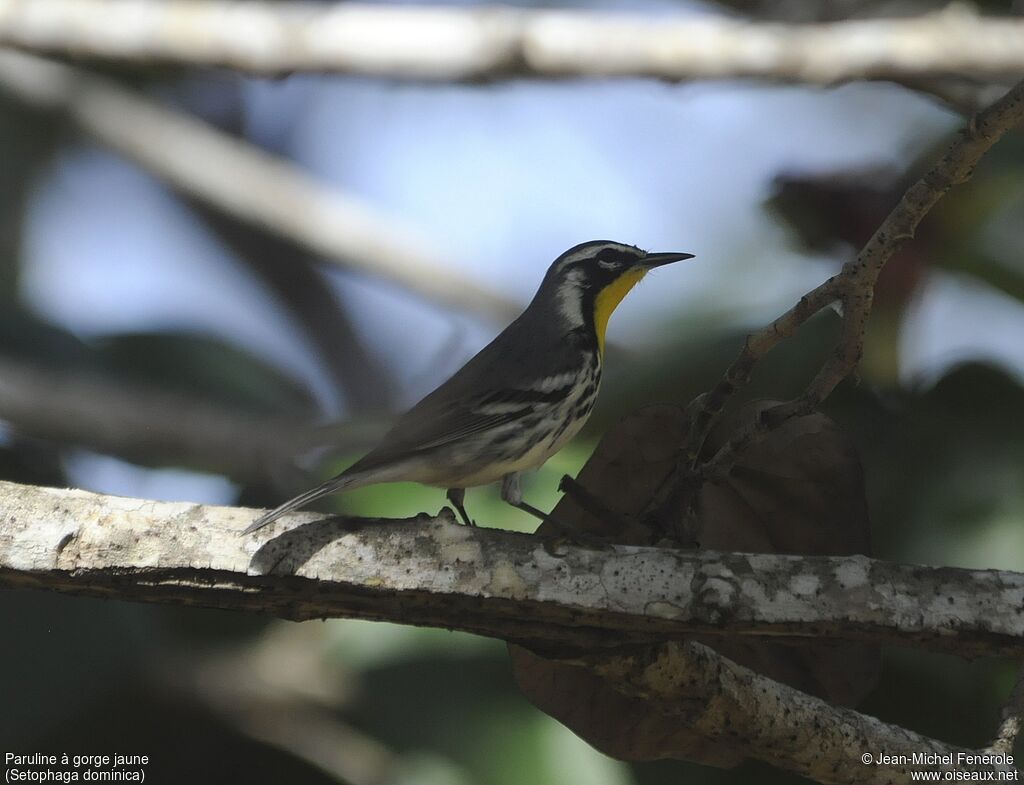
[
  {"x1": 343, "y1": 318, "x2": 581, "y2": 476},
  {"x1": 344, "y1": 391, "x2": 533, "y2": 473}
]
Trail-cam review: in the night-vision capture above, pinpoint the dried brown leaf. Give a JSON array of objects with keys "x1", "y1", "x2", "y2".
[{"x1": 510, "y1": 401, "x2": 879, "y2": 762}]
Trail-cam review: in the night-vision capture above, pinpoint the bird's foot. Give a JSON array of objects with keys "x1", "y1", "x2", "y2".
[
  {"x1": 438, "y1": 505, "x2": 476, "y2": 526},
  {"x1": 430, "y1": 507, "x2": 457, "y2": 525},
  {"x1": 504, "y1": 494, "x2": 612, "y2": 554},
  {"x1": 445, "y1": 489, "x2": 477, "y2": 526}
]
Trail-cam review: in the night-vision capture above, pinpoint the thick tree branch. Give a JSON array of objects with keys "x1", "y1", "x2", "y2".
[
  {"x1": 0, "y1": 2, "x2": 1023, "y2": 84},
  {"x1": 3, "y1": 479, "x2": 1022, "y2": 781},
  {"x1": 687, "y1": 75, "x2": 1024, "y2": 475},
  {"x1": 1, "y1": 480, "x2": 1022, "y2": 657},
  {"x1": 0, "y1": 49, "x2": 521, "y2": 323},
  {"x1": 579, "y1": 642, "x2": 1017, "y2": 784}
]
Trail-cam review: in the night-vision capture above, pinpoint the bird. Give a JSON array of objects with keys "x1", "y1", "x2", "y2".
[{"x1": 242, "y1": 240, "x2": 694, "y2": 536}]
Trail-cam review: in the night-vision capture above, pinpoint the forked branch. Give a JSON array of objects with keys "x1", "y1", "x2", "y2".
[{"x1": 687, "y1": 76, "x2": 1024, "y2": 476}]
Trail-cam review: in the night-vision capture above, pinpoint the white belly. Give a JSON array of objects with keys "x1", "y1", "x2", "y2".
[
  {"x1": 446, "y1": 413, "x2": 589, "y2": 487},
  {"x1": 398, "y1": 357, "x2": 601, "y2": 489}
]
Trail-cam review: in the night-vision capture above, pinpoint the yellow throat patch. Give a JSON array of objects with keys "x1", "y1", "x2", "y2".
[{"x1": 593, "y1": 267, "x2": 646, "y2": 355}]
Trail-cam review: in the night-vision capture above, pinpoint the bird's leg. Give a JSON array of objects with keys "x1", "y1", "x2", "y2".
[
  {"x1": 499, "y1": 473, "x2": 553, "y2": 520},
  {"x1": 500, "y1": 473, "x2": 609, "y2": 551},
  {"x1": 445, "y1": 487, "x2": 476, "y2": 527},
  {"x1": 500, "y1": 472, "x2": 567, "y2": 524}
]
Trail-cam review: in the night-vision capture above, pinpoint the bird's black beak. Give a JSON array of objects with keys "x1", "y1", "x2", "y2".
[{"x1": 642, "y1": 251, "x2": 695, "y2": 268}]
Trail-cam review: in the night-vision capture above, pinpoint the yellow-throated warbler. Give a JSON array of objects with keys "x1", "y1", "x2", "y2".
[{"x1": 243, "y1": 241, "x2": 693, "y2": 535}]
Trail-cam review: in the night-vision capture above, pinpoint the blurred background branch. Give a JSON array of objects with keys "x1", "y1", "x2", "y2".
[
  {"x1": 0, "y1": 357, "x2": 383, "y2": 483},
  {"x1": 0, "y1": 1, "x2": 1022, "y2": 88},
  {"x1": 0, "y1": 48, "x2": 522, "y2": 324},
  {"x1": 170, "y1": 623, "x2": 402, "y2": 785}
]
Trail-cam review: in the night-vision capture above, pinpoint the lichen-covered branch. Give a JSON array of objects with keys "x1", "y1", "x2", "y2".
[
  {"x1": 3, "y1": 479, "x2": 1022, "y2": 781},
  {"x1": 688, "y1": 75, "x2": 1024, "y2": 475},
  {"x1": 1, "y1": 480, "x2": 1022, "y2": 657},
  {"x1": 581, "y1": 642, "x2": 1017, "y2": 784},
  {"x1": 1, "y1": 1, "x2": 1023, "y2": 84},
  {"x1": 0, "y1": 49, "x2": 521, "y2": 323},
  {"x1": 990, "y1": 664, "x2": 1024, "y2": 755}
]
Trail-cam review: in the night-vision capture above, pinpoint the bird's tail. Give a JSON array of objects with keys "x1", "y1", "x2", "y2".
[{"x1": 241, "y1": 474, "x2": 364, "y2": 535}]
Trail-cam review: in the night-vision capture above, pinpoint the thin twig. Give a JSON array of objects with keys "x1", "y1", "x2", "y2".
[
  {"x1": 0, "y1": 49, "x2": 522, "y2": 323},
  {"x1": 683, "y1": 284, "x2": 842, "y2": 466},
  {"x1": 1, "y1": 1, "x2": 1024, "y2": 84},
  {"x1": 688, "y1": 76, "x2": 1024, "y2": 478}
]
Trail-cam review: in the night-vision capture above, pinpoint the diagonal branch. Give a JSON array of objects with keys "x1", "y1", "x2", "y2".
[
  {"x1": 0, "y1": 48, "x2": 521, "y2": 323},
  {"x1": 581, "y1": 642, "x2": 1017, "y2": 785},
  {"x1": 186, "y1": 197, "x2": 398, "y2": 414},
  {"x1": 686, "y1": 76, "x2": 1024, "y2": 477},
  {"x1": 990, "y1": 664, "x2": 1024, "y2": 755},
  {"x1": 0, "y1": 1, "x2": 1023, "y2": 85}
]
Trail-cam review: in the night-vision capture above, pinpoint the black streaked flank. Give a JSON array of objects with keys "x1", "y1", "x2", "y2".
[{"x1": 478, "y1": 387, "x2": 573, "y2": 406}]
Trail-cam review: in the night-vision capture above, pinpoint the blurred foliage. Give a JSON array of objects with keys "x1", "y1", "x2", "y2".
[
  {"x1": 95, "y1": 331, "x2": 316, "y2": 415},
  {"x1": 2, "y1": 27, "x2": 1024, "y2": 785},
  {"x1": 0, "y1": 302, "x2": 92, "y2": 366}
]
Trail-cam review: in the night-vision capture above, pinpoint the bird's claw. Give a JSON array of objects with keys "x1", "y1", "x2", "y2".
[
  {"x1": 434, "y1": 507, "x2": 457, "y2": 524},
  {"x1": 439, "y1": 505, "x2": 476, "y2": 526}
]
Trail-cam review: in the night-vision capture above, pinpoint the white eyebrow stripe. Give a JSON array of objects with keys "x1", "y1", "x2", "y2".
[
  {"x1": 557, "y1": 243, "x2": 644, "y2": 270},
  {"x1": 562, "y1": 247, "x2": 599, "y2": 265}
]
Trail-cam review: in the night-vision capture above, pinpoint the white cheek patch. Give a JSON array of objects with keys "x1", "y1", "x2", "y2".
[
  {"x1": 557, "y1": 269, "x2": 585, "y2": 327},
  {"x1": 555, "y1": 244, "x2": 625, "y2": 272}
]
